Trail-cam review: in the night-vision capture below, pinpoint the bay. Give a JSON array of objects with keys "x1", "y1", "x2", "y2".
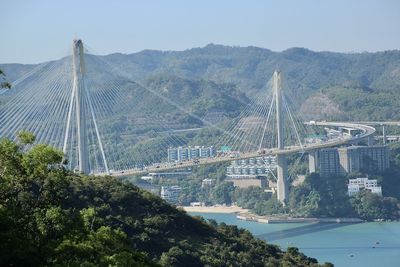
[{"x1": 189, "y1": 212, "x2": 400, "y2": 267}]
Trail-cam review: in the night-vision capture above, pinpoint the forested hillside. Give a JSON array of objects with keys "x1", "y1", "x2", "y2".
[{"x1": 0, "y1": 137, "x2": 331, "y2": 266}]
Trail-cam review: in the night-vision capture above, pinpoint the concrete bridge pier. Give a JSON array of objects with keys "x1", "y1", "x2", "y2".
[
  {"x1": 274, "y1": 71, "x2": 288, "y2": 204},
  {"x1": 276, "y1": 154, "x2": 288, "y2": 203},
  {"x1": 382, "y1": 125, "x2": 387, "y2": 145}
]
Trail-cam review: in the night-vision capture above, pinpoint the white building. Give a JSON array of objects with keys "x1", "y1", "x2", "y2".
[
  {"x1": 140, "y1": 175, "x2": 153, "y2": 181},
  {"x1": 190, "y1": 202, "x2": 204, "y2": 207},
  {"x1": 226, "y1": 156, "x2": 277, "y2": 178},
  {"x1": 347, "y1": 177, "x2": 382, "y2": 196},
  {"x1": 168, "y1": 146, "x2": 214, "y2": 162},
  {"x1": 160, "y1": 186, "x2": 182, "y2": 203}
]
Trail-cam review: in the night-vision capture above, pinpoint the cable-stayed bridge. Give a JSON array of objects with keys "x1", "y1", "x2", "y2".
[{"x1": 0, "y1": 40, "x2": 376, "y2": 203}]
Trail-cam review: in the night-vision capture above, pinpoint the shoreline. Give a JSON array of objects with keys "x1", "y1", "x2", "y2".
[
  {"x1": 236, "y1": 213, "x2": 364, "y2": 224},
  {"x1": 181, "y1": 205, "x2": 249, "y2": 214},
  {"x1": 183, "y1": 207, "x2": 396, "y2": 223},
  {"x1": 183, "y1": 207, "x2": 365, "y2": 224}
]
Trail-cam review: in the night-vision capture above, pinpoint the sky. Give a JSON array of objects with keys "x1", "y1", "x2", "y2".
[{"x1": 0, "y1": 0, "x2": 399, "y2": 64}]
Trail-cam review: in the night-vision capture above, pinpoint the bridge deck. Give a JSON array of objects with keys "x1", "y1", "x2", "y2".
[{"x1": 97, "y1": 122, "x2": 375, "y2": 177}]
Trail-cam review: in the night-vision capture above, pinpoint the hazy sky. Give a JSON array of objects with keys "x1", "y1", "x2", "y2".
[{"x1": 1, "y1": 0, "x2": 399, "y2": 63}]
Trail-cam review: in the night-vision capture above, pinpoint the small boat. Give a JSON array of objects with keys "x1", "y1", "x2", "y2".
[{"x1": 349, "y1": 254, "x2": 354, "y2": 258}]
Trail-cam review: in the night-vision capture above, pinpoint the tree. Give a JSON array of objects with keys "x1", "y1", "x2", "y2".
[
  {"x1": 17, "y1": 130, "x2": 36, "y2": 145},
  {"x1": 288, "y1": 173, "x2": 356, "y2": 218},
  {"x1": 211, "y1": 181, "x2": 234, "y2": 205},
  {"x1": 253, "y1": 196, "x2": 287, "y2": 215},
  {"x1": 380, "y1": 143, "x2": 400, "y2": 199},
  {"x1": 22, "y1": 144, "x2": 63, "y2": 177},
  {"x1": 0, "y1": 139, "x2": 23, "y2": 178},
  {"x1": 234, "y1": 186, "x2": 271, "y2": 209},
  {"x1": 350, "y1": 190, "x2": 399, "y2": 221},
  {"x1": 0, "y1": 69, "x2": 11, "y2": 89},
  {"x1": 299, "y1": 190, "x2": 321, "y2": 217},
  {"x1": 159, "y1": 246, "x2": 193, "y2": 267}
]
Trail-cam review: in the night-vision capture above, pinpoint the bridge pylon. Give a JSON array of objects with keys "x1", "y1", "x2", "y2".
[
  {"x1": 273, "y1": 71, "x2": 288, "y2": 204},
  {"x1": 72, "y1": 39, "x2": 90, "y2": 174},
  {"x1": 62, "y1": 39, "x2": 109, "y2": 174}
]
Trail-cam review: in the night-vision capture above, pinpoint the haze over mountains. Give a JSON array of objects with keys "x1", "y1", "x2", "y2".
[{"x1": 2, "y1": 44, "x2": 400, "y2": 121}]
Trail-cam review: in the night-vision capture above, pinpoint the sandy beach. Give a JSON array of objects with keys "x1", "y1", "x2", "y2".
[{"x1": 182, "y1": 205, "x2": 248, "y2": 214}]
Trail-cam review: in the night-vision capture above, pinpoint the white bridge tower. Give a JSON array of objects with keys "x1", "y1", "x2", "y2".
[
  {"x1": 274, "y1": 71, "x2": 288, "y2": 204},
  {"x1": 72, "y1": 39, "x2": 89, "y2": 173},
  {"x1": 63, "y1": 39, "x2": 109, "y2": 174}
]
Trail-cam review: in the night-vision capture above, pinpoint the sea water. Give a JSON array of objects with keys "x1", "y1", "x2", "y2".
[{"x1": 189, "y1": 212, "x2": 400, "y2": 267}]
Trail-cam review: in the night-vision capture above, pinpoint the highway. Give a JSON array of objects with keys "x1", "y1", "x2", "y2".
[
  {"x1": 100, "y1": 121, "x2": 376, "y2": 177},
  {"x1": 351, "y1": 121, "x2": 400, "y2": 126}
]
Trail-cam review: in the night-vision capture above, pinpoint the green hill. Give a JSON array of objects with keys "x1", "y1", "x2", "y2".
[
  {"x1": 0, "y1": 138, "x2": 331, "y2": 266},
  {"x1": 2, "y1": 44, "x2": 400, "y2": 121}
]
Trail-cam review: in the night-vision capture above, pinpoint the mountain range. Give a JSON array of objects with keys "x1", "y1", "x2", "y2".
[{"x1": 2, "y1": 44, "x2": 399, "y2": 122}]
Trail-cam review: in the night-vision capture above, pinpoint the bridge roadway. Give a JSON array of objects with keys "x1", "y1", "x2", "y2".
[
  {"x1": 99, "y1": 122, "x2": 376, "y2": 177},
  {"x1": 352, "y1": 121, "x2": 400, "y2": 126}
]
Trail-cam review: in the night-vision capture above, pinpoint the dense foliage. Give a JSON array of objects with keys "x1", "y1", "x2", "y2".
[
  {"x1": 381, "y1": 143, "x2": 400, "y2": 200},
  {"x1": 350, "y1": 191, "x2": 398, "y2": 221},
  {"x1": 287, "y1": 173, "x2": 355, "y2": 217},
  {"x1": 0, "y1": 138, "x2": 331, "y2": 266},
  {"x1": 253, "y1": 197, "x2": 286, "y2": 216},
  {"x1": 285, "y1": 172, "x2": 399, "y2": 220},
  {"x1": 323, "y1": 83, "x2": 400, "y2": 120}
]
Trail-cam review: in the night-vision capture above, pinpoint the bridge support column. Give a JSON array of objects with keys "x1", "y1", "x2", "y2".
[
  {"x1": 274, "y1": 71, "x2": 288, "y2": 204},
  {"x1": 72, "y1": 39, "x2": 90, "y2": 174},
  {"x1": 276, "y1": 154, "x2": 288, "y2": 203},
  {"x1": 382, "y1": 125, "x2": 387, "y2": 145}
]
